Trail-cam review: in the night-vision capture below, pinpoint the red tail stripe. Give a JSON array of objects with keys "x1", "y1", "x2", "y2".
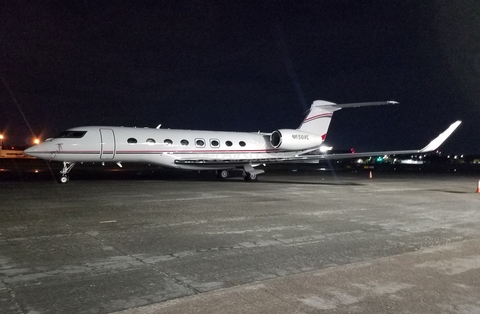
[{"x1": 303, "y1": 113, "x2": 332, "y2": 123}]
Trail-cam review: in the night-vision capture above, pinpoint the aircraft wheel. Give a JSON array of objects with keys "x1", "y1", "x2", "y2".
[
  {"x1": 59, "y1": 176, "x2": 69, "y2": 184},
  {"x1": 243, "y1": 173, "x2": 257, "y2": 181},
  {"x1": 218, "y1": 170, "x2": 229, "y2": 179}
]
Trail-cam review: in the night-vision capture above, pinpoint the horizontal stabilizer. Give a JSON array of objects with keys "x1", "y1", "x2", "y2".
[{"x1": 326, "y1": 100, "x2": 398, "y2": 109}]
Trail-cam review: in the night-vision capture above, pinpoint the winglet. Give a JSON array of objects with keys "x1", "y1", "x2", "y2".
[{"x1": 420, "y1": 120, "x2": 462, "y2": 153}]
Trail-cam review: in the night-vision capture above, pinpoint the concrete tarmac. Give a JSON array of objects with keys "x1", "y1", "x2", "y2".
[
  {"x1": 116, "y1": 238, "x2": 480, "y2": 314},
  {"x1": 1, "y1": 170, "x2": 480, "y2": 313}
]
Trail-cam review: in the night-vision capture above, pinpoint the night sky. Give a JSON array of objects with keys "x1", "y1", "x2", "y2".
[{"x1": 1, "y1": 1, "x2": 480, "y2": 154}]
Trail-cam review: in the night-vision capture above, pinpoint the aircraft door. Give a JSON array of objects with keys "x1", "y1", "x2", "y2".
[{"x1": 100, "y1": 128, "x2": 116, "y2": 160}]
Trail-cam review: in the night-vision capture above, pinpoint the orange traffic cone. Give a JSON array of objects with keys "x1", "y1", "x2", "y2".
[
  {"x1": 476, "y1": 180, "x2": 480, "y2": 193},
  {"x1": 369, "y1": 171, "x2": 373, "y2": 179}
]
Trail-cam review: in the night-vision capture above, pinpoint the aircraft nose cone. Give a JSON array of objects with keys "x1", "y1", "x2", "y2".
[
  {"x1": 24, "y1": 142, "x2": 57, "y2": 160},
  {"x1": 24, "y1": 146, "x2": 35, "y2": 156},
  {"x1": 24, "y1": 145, "x2": 42, "y2": 158}
]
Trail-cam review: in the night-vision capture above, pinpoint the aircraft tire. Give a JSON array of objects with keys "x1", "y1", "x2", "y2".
[
  {"x1": 244, "y1": 173, "x2": 258, "y2": 181},
  {"x1": 219, "y1": 170, "x2": 229, "y2": 179},
  {"x1": 59, "y1": 176, "x2": 69, "y2": 184}
]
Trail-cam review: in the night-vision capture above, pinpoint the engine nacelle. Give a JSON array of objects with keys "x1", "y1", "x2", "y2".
[{"x1": 270, "y1": 129, "x2": 323, "y2": 150}]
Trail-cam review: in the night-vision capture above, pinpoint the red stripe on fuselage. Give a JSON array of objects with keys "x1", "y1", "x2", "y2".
[{"x1": 47, "y1": 148, "x2": 282, "y2": 155}]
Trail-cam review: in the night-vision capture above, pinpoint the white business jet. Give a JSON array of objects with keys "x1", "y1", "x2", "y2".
[{"x1": 24, "y1": 100, "x2": 461, "y2": 183}]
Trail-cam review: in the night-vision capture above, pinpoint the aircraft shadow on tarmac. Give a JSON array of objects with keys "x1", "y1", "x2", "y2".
[
  {"x1": 426, "y1": 189, "x2": 471, "y2": 194},
  {"x1": 255, "y1": 179, "x2": 364, "y2": 186},
  {"x1": 0, "y1": 169, "x2": 365, "y2": 186}
]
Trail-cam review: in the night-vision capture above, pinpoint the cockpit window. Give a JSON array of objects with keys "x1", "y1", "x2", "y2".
[{"x1": 55, "y1": 131, "x2": 87, "y2": 138}]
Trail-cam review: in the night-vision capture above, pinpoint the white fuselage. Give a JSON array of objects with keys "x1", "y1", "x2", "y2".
[
  {"x1": 26, "y1": 100, "x2": 452, "y2": 183},
  {"x1": 26, "y1": 126, "x2": 323, "y2": 170}
]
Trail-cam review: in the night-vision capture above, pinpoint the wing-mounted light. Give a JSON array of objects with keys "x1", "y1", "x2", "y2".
[{"x1": 319, "y1": 145, "x2": 332, "y2": 153}]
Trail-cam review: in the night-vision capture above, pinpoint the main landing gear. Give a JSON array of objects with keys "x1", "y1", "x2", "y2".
[
  {"x1": 217, "y1": 170, "x2": 230, "y2": 179},
  {"x1": 59, "y1": 162, "x2": 76, "y2": 183},
  {"x1": 243, "y1": 172, "x2": 258, "y2": 181},
  {"x1": 215, "y1": 166, "x2": 264, "y2": 182},
  {"x1": 216, "y1": 169, "x2": 257, "y2": 181},
  {"x1": 242, "y1": 165, "x2": 264, "y2": 182}
]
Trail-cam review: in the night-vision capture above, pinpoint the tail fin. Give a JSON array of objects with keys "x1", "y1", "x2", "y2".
[
  {"x1": 298, "y1": 100, "x2": 398, "y2": 139},
  {"x1": 297, "y1": 100, "x2": 338, "y2": 140}
]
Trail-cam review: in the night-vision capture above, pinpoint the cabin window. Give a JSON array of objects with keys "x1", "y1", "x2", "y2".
[
  {"x1": 195, "y1": 139, "x2": 205, "y2": 147},
  {"x1": 225, "y1": 140, "x2": 233, "y2": 147},
  {"x1": 55, "y1": 131, "x2": 87, "y2": 138},
  {"x1": 146, "y1": 138, "x2": 156, "y2": 144},
  {"x1": 210, "y1": 139, "x2": 220, "y2": 148},
  {"x1": 127, "y1": 138, "x2": 138, "y2": 144},
  {"x1": 239, "y1": 141, "x2": 246, "y2": 147},
  {"x1": 164, "y1": 139, "x2": 173, "y2": 145},
  {"x1": 181, "y1": 139, "x2": 189, "y2": 146}
]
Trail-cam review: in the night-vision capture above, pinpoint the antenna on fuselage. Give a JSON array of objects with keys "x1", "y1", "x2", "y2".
[{"x1": 156, "y1": 124, "x2": 161, "y2": 129}]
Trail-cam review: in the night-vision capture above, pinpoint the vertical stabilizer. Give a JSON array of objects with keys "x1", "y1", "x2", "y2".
[
  {"x1": 297, "y1": 100, "x2": 340, "y2": 140},
  {"x1": 298, "y1": 100, "x2": 398, "y2": 140}
]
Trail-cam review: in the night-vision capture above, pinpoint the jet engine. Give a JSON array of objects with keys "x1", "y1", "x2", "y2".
[{"x1": 270, "y1": 129, "x2": 323, "y2": 150}]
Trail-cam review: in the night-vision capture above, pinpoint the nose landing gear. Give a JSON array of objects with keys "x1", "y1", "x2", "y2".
[{"x1": 59, "y1": 162, "x2": 76, "y2": 183}]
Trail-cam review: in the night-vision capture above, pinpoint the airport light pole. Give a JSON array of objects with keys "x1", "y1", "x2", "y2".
[{"x1": 0, "y1": 134, "x2": 3, "y2": 157}]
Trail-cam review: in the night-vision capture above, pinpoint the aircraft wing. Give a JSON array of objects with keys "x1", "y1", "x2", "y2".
[
  {"x1": 174, "y1": 120, "x2": 461, "y2": 166},
  {"x1": 301, "y1": 120, "x2": 462, "y2": 161}
]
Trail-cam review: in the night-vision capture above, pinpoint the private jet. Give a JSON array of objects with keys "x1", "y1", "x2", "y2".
[{"x1": 24, "y1": 100, "x2": 461, "y2": 183}]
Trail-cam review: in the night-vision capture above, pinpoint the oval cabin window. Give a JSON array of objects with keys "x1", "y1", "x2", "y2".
[
  {"x1": 164, "y1": 139, "x2": 173, "y2": 145},
  {"x1": 210, "y1": 139, "x2": 220, "y2": 148},
  {"x1": 181, "y1": 139, "x2": 189, "y2": 146},
  {"x1": 239, "y1": 141, "x2": 246, "y2": 147},
  {"x1": 127, "y1": 138, "x2": 138, "y2": 144}
]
